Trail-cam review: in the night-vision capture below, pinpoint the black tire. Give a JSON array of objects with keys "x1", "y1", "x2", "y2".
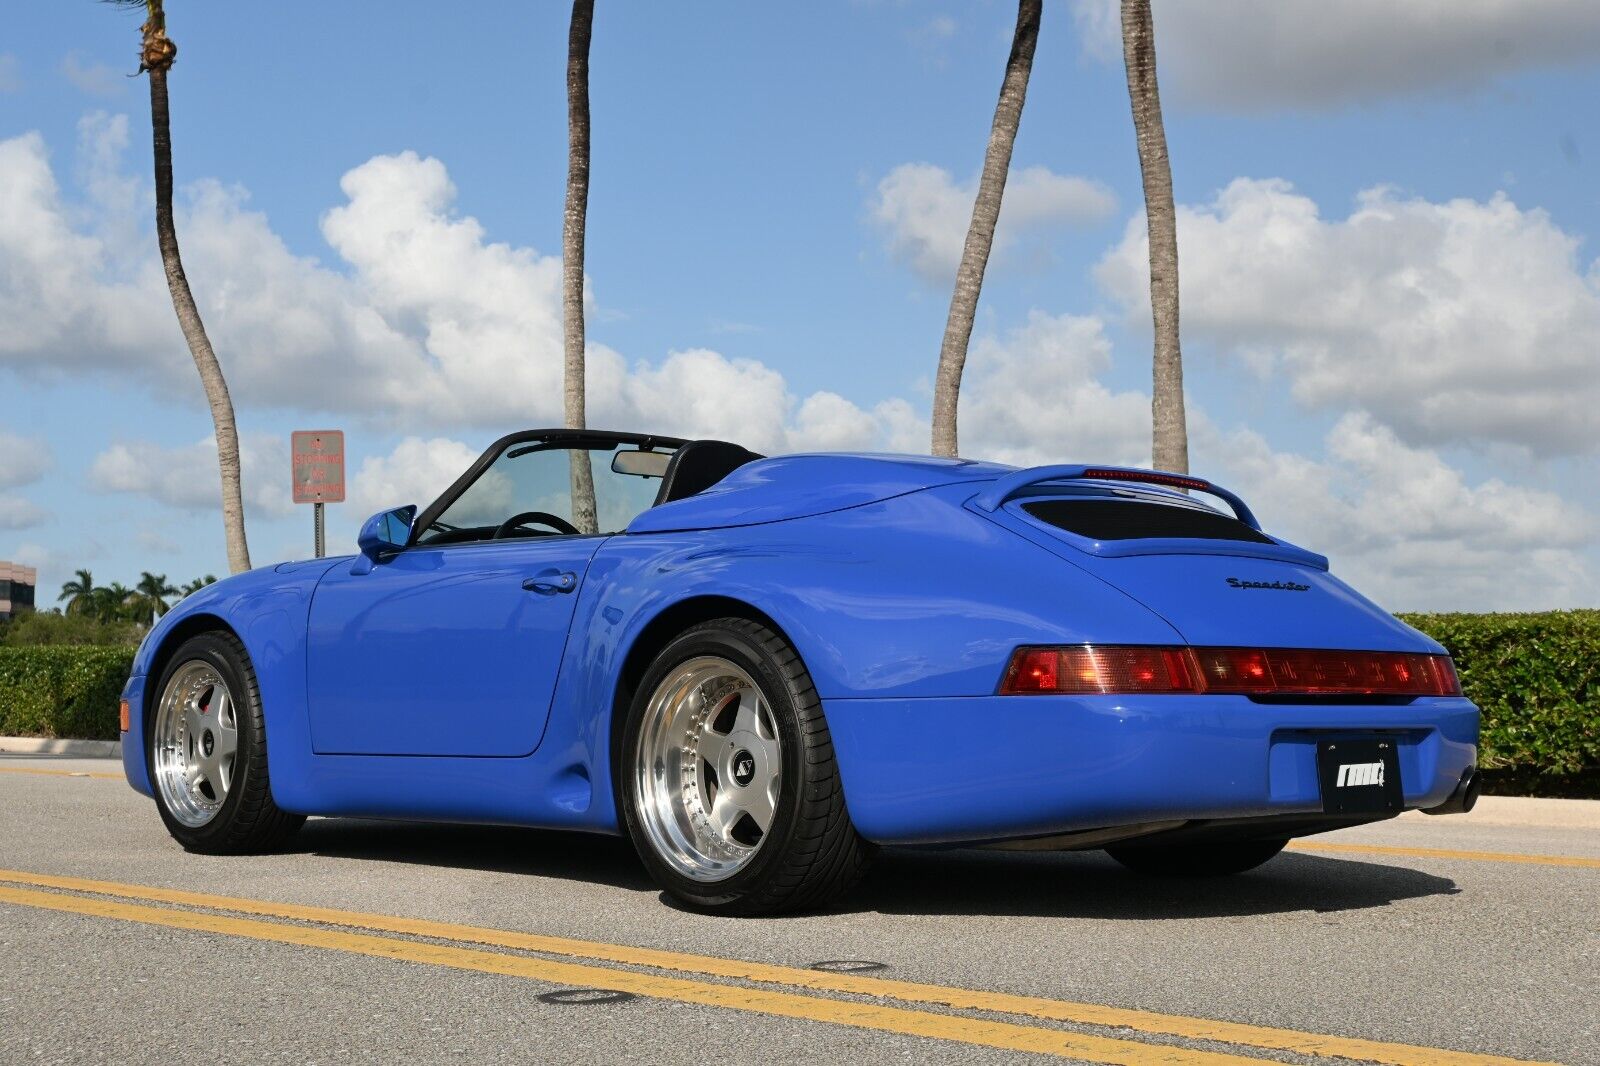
[
  {"x1": 1105, "y1": 838, "x2": 1288, "y2": 876},
  {"x1": 147, "y1": 631, "x2": 304, "y2": 854},
  {"x1": 619, "y1": 618, "x2": 872, "y2": 916}
]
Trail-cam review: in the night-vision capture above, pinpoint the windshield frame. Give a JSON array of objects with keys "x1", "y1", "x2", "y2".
[{"x1": 407, "y1": 428, "x2": 689, "y2": 548}]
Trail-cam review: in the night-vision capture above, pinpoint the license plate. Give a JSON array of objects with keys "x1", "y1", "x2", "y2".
[{"x1": 1317, "y1": 738, "x2": 1403, "y2": 814}]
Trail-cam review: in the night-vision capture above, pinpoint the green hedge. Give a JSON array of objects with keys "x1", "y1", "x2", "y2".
[
  {"x1": 0, "y1": 646, "x2": 135, "y2": 741},
  {"x1": 1, "y1": 614, "x2": 1596, "y2": 797},
  {"x1": 1401, "y1": 610, "x2": 1599, "y2": 798}
]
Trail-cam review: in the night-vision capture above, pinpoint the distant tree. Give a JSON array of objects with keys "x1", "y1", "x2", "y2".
[
  {"x1": 1120, "y1": 0, "x2": 1188, "y2": 473},
  {"x1": 0, "y1": 608, "x2": 142, "y2": 647},
  {"x1": 92, "y1": 582, "x2": 136, "y2": 623},
  {"x1": 58, "y1": 569, "x2": 97, "y2": 616},
  {"x1": 930, "y1": 0, "x2": 1042, "y2": 458},
  {"x1": 106, "y1": 0, "x2": 253, "y2": 569},
  {"x1": 563, "y1": 0, "x2": 599, "y2": 534},
  {"x1": 178, "y1": 575, "x2": 218, "y2": 598},
  {"x1": 134, "y1": 571, "x2": 178, "y2": 621}
]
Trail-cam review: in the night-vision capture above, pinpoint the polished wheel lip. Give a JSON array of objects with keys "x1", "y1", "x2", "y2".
[
  {"x1": 634, "y1": 655, "x2": 783, "y2": 883},
  {"x1": 151, "y1": 659, "x2": 239, "y2": 829}
]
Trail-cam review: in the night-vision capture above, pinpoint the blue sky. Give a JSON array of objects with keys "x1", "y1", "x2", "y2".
[{"x1": 2, "y1": 1, "x2": 1597, "y2": 612}]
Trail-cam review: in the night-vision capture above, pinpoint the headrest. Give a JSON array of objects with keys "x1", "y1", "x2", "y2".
[{"x1": 653, "y1": 440, "x2": 764, "y2": 506}]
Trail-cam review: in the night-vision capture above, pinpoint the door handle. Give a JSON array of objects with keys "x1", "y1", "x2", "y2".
[{"x1": 522, "y1": 570, "x2": 577, "y2": 595}]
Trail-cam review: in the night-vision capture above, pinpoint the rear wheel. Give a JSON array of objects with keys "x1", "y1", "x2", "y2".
[
  {"x1": 148, "y1": 631, "x2": 304, "y2": 854},
  {"x1": 1106, "y1": 839, "x2": 1288, "y2": 876},
  {"x1": 619, "y1": 618, "x2": 871, "y2": 915}
]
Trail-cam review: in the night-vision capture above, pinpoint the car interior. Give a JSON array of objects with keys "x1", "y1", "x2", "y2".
[{"x1": 410, "y1": 431, "x2": 763, "y2": 547}]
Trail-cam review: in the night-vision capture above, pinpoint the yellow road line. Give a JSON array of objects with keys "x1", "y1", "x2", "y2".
[
  {"x1": 0, "y1": 868, "x2": 1547, "y2": 1066},
  {"x1": 1288, "y1": 841, "x2": 1600, "y2": 871},
  {"x1": 0, "y1": 883, "x2": 1262, "y2": 1066},
  {"x1": 0, "y1": 766, "x2": 122, "y2": 780}
]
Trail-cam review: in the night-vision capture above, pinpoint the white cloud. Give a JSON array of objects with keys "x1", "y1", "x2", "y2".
[
  {"x1": 871, "y1": 163, "x2": 1116, "y2": 282},
  {"x1": 0, "y1": 495, "x2": 49, "y2": 530},
  {"x1": 924, "y1": 311, "x2": 1596, "y2": 609},
  {"x1": 61, "y1": 52, "x2": 125, "y2": 98},
  {"x1": 0, "y1": 432, "x2": 51, "y2": 489},
  {"x1": 349, "y1": 437, "x2": 482, "y2": 517},
  {"x1": 1205, "y1": 414, "x2": 1596, "y2": 611},
  {"x1": 89, "y1": 435, "x2": 295, "y2": 520},
  {"x1": 0, "y1": 133, "x2": 905, "y2": 454},
  {"x1": 957, "y1": 311, "x2": 1151, "y2": 468},
  {"x1": 1071, "y1": 0, "x2": 1600, "y2": 109},
  {"x1": 0, "y1": 131, "x2": 173, "y2": 373},
  {"x1": 0, "y1": 53, "x2": 21, "y2": 93},
  {"x1": 1097, "y1": 178, "x2": 1600, "y2": 456}
]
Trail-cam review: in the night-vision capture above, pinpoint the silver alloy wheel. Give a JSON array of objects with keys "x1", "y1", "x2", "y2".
[
  {"x1": 151, "y1": 660, "x2": 239, "y2": 828},
  {"x1": 634, "y1": 656, "x2": 783, "y2": 882}
]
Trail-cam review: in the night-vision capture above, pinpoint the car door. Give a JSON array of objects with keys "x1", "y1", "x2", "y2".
[{"x1": 305, "y1": 537, "x2": 600, "y2": 757}]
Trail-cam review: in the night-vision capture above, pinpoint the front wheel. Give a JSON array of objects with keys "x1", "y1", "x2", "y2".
[
  {"x1": 619, "y1": 618, "x2": 871, "y2": 915},
  {"x1": 1105, "y1": 838, "x2": 1288, "y2": 876},
  {"x1": 148, "y1": 631, "x2": 304, "y2": 854}
]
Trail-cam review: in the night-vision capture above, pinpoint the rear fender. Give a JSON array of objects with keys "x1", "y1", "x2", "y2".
[{"x1": 548, "y1": 486, "x2": 1186, "y2": 829}]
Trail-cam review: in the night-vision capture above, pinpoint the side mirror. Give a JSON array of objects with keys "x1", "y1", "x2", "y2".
[{"x1": 352, "y1": 505, "x2": 416, "y2": 575}]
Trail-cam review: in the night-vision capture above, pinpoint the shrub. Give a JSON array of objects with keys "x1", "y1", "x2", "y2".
[
  {"x1": 0, "y1": 609, "x2": 143, "y2": 648},
  {"x1": 0, "y1": 645, "x2": 135, "y2": 740},
  {"x1": 1401, "y1": 610, "x2": 1599, "y2": 798}
]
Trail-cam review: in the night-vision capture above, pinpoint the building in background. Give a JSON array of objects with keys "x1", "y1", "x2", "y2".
[{"x1": 0, "y1": 562, "x2": 37, "y2": 621}]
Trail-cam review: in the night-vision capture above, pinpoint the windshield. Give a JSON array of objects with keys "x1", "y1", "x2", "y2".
[{"x1": 414, "y1": 441, "x2": 678, "y2": 546}]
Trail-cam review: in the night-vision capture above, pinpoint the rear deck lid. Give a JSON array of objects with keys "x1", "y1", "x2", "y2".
[{"x1": 970, "y1": 467, "x2": 1438, "y2": 653}]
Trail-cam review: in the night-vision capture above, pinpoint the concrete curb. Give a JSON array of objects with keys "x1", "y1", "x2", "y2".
[{"x1": 0, "y1": 736, "x2": 122, "y2": 758}]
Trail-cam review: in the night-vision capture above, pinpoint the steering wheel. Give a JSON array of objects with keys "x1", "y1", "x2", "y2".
[{"x1": 492, "y1": 511, "x2": 582, "y2": 539}]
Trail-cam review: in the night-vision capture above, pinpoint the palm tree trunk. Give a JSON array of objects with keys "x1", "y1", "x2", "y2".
[
  {"x1": 1121, "y1": 0, "x2": 1188, "y2": 475},
  {"x1": 564, "y1": 0, "x2": 599, "y2": 534},
  {"x1": 147, "y1": 64, "x2": 252, "y2": 572},
  {"x1": 930, "y1": 0, "x2": 1041, "y2": 459}
]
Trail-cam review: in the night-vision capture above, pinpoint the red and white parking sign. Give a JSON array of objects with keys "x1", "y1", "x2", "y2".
[{"x1": 291, "y1": 430, "x2": 345, "y2": 504}]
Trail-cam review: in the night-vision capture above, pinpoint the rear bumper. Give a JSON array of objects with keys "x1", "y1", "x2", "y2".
[{"x1": 823, "y1": 693, "x2": 1478, "y2": 845}]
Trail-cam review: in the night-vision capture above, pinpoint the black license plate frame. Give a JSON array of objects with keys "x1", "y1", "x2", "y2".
[{"x1": 1317, "y1": 737, "x2": 1403, "y2": 815}]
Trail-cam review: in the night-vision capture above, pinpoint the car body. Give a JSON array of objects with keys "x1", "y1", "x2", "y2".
[{"x1": 122, "y1": 429, "x2": 1479, "y2": 907}]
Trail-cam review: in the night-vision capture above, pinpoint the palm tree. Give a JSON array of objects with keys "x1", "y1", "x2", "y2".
[
  {"x1": 58, "y1": 570, "x2": 97, "y2": 615},
  {"x1": 930, "y1": 0, "x2": 1042, "y2": 458},
  {"x1": 1120, "y1": 0, "x2": 1188, "y2": 474},
  {"x1": 179, "y1": 575, "x2": 217, "y2": 598},
  {"x1": 94, "y1": 582, "x2": 137, "y2": 624},
  {"x1": 107, "y1": 0, "x2": 253, "y2": 570},
  {"x1": 135, "y1": 571, "x2": 178, "y2": 621},
  {"x1": 563, "y1": 0, "x2": 599, "y2": 534}
]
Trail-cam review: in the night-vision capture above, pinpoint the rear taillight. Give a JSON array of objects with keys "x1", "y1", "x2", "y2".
[{"x1": 999, "y1": 645, "x2": 1461, "y2": 697}]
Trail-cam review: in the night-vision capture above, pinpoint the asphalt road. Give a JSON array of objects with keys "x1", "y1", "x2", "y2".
[{"x1": 1, "y1": 755, "x2": 1595, "y2": 1065}]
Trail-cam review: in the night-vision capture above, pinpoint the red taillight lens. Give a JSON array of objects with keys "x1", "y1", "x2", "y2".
[
  {"x1": 1000, "y1": 646, "x2": 1197, "y2": 695},
  {"x1": 1000, "y1": 646, "x2": 1461, "y2": 697}
]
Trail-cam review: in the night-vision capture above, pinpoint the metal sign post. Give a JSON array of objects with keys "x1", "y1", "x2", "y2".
[{"x1": 291, "y1": 430, "x2": 345, "y2": 559}]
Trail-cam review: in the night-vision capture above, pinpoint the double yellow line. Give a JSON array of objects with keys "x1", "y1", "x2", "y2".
[
  {"x1": 0, "y1": 869, "x2": 1551, "y2": 1065},
  {"x1": 1288, "y1": 842, "x2": 1600, "y2": 871},
  {"x1": 0, "y1": 766, "x2": 123, "y2": 780}
]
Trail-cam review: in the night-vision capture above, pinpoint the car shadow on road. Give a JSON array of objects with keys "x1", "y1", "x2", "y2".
[
  {"x1": 851, "y1": 847, "x2": 1459, "y2": 919},
  {"x1": 280, "y1": 819, "x2": 1456, "y2": 919},
  {"x1": 288, "y1": 818, "x2": 657, "y2": 892}
]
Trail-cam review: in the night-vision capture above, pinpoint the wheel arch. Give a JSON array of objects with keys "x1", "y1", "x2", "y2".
[
  {"x1": 141, "y1": 613, "x2": 241, "y2": 728},
  {"x1": 607, "y1": 594, "x2": 804, "y2": 792}
]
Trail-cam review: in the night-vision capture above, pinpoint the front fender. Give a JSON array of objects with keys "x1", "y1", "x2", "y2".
[{"x1": 122, "y1": 558, "x2": 341, "y2": 808}]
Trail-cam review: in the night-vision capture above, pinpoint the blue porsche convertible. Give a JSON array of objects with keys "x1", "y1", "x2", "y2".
[{"x1": 121, "y1": 429, "x2": 1480, "y2": 914}]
